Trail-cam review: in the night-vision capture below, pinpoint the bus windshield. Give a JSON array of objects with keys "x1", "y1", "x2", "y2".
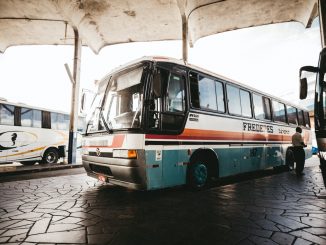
[{"x1": 101, "y1": 66, "x2": 144, "y2": 130}]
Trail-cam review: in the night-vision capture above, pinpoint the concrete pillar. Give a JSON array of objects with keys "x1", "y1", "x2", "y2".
[
  {"x1": 319, "y1": 0, "x2": 326, "y2": 48},
  {"x1": 68, "y1": 28, "x2": 82, "y2": 164},
  {"x1": 182, "y1": 15, "x2": 188, "y2": 63}
]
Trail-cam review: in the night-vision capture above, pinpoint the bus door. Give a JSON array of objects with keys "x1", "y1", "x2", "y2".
[{"x1": 146, "y1": 66, "x2": 187, "y2": 188}]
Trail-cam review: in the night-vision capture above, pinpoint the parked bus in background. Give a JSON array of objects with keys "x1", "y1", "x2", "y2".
[
  {"x1": 82, "y1": 57, "x2": 312, "y2": 190},
  {"x1": 300, "y1": 48, "x2": 326, "y2": 168},
  {"x1": 0, "y1": 99, "x2": 85, "y2": 165}
]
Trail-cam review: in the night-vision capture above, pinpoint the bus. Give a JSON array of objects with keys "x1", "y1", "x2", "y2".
[
  {"x1": 300, "y1": 47, "x2": 326, "y2": 168},
  {"x1": 0, "y1": 99, "x2": 83, "y2": 165},
  {"x1": 82, "y1": 56, "x2": 312, "y2": 190}
]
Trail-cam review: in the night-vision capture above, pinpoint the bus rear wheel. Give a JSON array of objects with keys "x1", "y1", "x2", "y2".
[
  {"x1": 188, "y1": 162, "x2": 208, "y2": 190},
  {"x1": 286, "y1": 148, "x2": 295, "y2": 171},
  {"x1": 42, "y1": 148, "x2": 59, "y2": 164}
]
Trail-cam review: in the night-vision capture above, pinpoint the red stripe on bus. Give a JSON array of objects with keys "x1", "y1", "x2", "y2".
[{"x1": 146, "y1": 129, "x2": 292, "y2": 143}]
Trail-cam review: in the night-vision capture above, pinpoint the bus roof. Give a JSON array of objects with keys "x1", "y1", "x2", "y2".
[{"x1": 100, "y1": 56, "x2": 309, "y2": 111}]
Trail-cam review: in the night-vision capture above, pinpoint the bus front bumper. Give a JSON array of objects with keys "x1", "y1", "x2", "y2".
[{"x1": 82, "y1": 153, "x2": 147, "y2": 190}]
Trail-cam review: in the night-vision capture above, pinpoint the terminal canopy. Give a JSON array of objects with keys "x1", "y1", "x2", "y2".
[{"x1": 0, "y1": 0, "x2": 318, "y2": 53}]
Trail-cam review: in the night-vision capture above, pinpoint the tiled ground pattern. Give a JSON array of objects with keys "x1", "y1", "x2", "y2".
[{"x1": 0, "y1": 164, "x2": 325, "y2": 244}]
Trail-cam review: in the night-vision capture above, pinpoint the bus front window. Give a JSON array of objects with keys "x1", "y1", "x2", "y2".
[{"x1": 102, "y1": 67, "x2": 144, "y2": 130}]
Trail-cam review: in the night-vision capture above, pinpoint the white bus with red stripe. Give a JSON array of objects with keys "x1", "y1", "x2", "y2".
[{"x1": 82, "y1": 56, "x2": 312, "y2": 190}]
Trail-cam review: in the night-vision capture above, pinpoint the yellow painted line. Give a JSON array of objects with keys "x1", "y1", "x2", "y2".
[{"x1": 1, "y1": 146, "x2": 46, "y2": 158}]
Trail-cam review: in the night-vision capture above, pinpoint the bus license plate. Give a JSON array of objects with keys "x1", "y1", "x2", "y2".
[{"x1": 98, "y1": 175, "x2": 106, "y2": 182}]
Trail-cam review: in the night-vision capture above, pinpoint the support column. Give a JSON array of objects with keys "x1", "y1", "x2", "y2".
[
  {"x1": 182, "y1": 15, "x2": 188, "y2": 63},
  {"x1": 319, "y1": 0, "x2": 326, "y2": 48},
  {"x1": 68, "y1": 28, "x2": 82, "y2": 164}
]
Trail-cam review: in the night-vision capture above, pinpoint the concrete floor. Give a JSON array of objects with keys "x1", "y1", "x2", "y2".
[{"x1": 0, "y1": 156, "x2": 325, "y2": 245}]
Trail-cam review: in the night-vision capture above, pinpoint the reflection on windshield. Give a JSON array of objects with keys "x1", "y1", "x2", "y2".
[{"x1": 102, "y1": 67, "x2": 143, "y2": 130}]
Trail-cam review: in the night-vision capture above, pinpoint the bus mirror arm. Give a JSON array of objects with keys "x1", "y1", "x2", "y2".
[{"x1": 299, "y1": 66, "x2": 319, "y2": 77}]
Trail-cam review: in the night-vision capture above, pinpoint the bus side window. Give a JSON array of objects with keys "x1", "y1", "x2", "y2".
[
  {"x1": 263, "y1": 97, "x2": 272, "y2": 120},
  {"x1": 226, "y1": 85, "x2": 254, "y2": 117},
  {"x1": 198, "y1": 75, "x2": 217, "y2": 111},
  {"x1": 57, "y1": 113, "x2": 66, "y2": 130},
  {"x1": 298, "y1": 109, "x2": 305, "y2": 126},
  {"x1": 240, "y1": 89, "x2": 252, "y2": 117},
  {"x1": 64, "y1": 114, "x2": 70, "y2": 130},
  {"x1": 0, "y1": 103, "x2": 14, "y2": 125},
  {"x1": 21, "y1": 107, "x2": 33, "y2": 127},
  {"x1": 51, "y1": 112, "x2": 58, "y2": 129},
  {"x1": 253, "y1": 94, "x2": 272, "y2": 120},
  {"x1": 226, "y1": 85, "x2": 241, "y2": 115},
  {"x1": 215, "y1": 81, "x2": 225, "y2": 113},
  {"x1": 304, "y1": 111, "x2": 311, "y2": 128},
  {"x1": 272, "y1": 100, "x2": 286, "y2": 123},
  {"x1": 286, "y1": 105, "x2": 298, "y2": 125},
  {"x1": 33, "y1": 110, "x2": 42, "y2": 128}
]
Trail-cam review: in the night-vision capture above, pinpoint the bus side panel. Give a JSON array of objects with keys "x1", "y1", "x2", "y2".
[
  {"x1": 145, "y1": 148, "x2": 163, "y2": 190},
  {"x1": 162, "y1": 147, "x2": 187, "y2": 188},
  {"x1": 241, "y1": 146, "x2": 265, "y2": 173},
  {"x1": 216, "y1": 147, "x2": 241, "y2": 177}
]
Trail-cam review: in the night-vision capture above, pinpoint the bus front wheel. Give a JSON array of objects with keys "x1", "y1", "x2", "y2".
[
  {"x1": 188, "y1": 162, "x2": 208, "y2": 190},
  {"x1": 42, "y1": 148, "x2": 59, "y2": 164}
]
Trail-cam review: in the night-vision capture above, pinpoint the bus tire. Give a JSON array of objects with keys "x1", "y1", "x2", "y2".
[
  {"x1": 41, "y1": 148, "x2": 59, "y2": 164},
  {"x1": 187, "y1": 162, "x2": 208, "y2": 190},
  {"x1": 21, "y1": 161, "x2": 36, "y2": 166},
  {"x1": 286, "y1": 148, "x2": 295, "y2": 171}
]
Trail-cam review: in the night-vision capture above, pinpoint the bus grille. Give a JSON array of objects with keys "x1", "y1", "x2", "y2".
[{"x1": 89, "y1": 164, "x2": 113, "y2": 176}]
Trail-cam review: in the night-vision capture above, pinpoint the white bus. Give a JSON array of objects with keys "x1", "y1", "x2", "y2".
[
  {"x1": 0, "y1": 99, "x2": 78, "y2": 165},
  {"x1": 82, "y1": 57, "x2": 312, "y2": 190}
]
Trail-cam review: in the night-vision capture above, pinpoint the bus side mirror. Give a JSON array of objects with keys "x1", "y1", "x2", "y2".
[
  {"x1": 81, "y1": 93, "x2": 86, "y2": 112},
  {"x1": 80, "y1": 88, "x2": 96, "y2": 114},
  {"x1": 299, "y1": 78, "x2": 308, "y2": 100},
  {"x1": 299, "y1": 66, "x2": 318, "y2": 100}
]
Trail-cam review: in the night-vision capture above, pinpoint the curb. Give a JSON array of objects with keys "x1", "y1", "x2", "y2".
[{"x1": 0, "y1": 163, "x2": 83, "y2": 177}]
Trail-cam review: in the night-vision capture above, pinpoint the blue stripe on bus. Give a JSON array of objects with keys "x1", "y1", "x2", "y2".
[{"x1": 145, "y1": 146, "x2": 312, "y2": 190}]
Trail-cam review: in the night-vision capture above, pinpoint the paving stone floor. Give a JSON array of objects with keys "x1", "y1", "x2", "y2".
[{"x1": 0, "y1": 157, "x2": 325, "y2": 245}]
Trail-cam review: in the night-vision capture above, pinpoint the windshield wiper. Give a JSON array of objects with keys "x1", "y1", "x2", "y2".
[{"x1": 100, "y1": 111, "x2": 113, "y2": 134}]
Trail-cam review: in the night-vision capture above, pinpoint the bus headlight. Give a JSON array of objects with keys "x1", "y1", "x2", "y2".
[
  {"x1": 113, "y1": 149, "x2": 137, "y2": 159},
  {"x1": 82, "y1": 148, "x2": 89, "y2": 155}
]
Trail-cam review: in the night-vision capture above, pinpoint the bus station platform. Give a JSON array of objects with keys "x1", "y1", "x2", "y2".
[{"x1": 0, "y1": 156, "x2": 325, "y2": 245}]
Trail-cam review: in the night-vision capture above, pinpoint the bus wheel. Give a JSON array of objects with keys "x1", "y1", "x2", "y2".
[
  {"x1": 188, "y1": 162, "x2": 208, "y2": 190},
  {"x1": 21, "y1": 161, "x2": 36, "y2": 166},
  {"x1": 286, "y1": 148, "x2": 295, "y2": 171},
  {"x1": 42, "y1": 148, "x2": 59, "y2": 164}
]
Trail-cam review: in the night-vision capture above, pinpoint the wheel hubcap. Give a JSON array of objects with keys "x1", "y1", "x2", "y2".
[
  {"x1": 46, "y1": 153, "x2": 55, "y2": 163},
  {"x1": 194, "y1": 163, "x2": 207, "y2": 187}
]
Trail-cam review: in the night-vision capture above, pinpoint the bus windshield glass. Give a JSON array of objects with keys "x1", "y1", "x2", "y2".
[{"x1": 101, "y1": 66, "x2": 144, "y2": 130}]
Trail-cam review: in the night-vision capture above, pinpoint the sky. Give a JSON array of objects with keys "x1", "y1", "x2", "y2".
[{"x1": 0, "y1": 19, "x2": 322, "y2": 113}]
